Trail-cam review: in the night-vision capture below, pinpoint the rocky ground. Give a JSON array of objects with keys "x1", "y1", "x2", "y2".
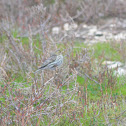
[{"x1": 52, "y1": 17, "x2": 126, "y2": 77}]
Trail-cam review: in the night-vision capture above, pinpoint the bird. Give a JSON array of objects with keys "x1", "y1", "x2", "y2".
[{"x1": 35, "y1": 54, "x2": 63, "y2": 73}]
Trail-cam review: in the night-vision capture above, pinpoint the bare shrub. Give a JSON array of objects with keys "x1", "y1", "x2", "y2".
[
  {"x1": 1, "y1": 0, "x2": 126, "y2": 27},
  {"x1": 0, "y1": 0, "x2": 126, "y2": 125}
]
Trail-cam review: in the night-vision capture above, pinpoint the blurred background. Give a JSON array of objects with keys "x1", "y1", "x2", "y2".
[{"x1": 0, "y1": 0, "x2": 126, "y2": 125}]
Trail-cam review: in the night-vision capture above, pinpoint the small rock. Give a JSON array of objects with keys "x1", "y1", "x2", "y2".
[
  {"x1": 114, "y1": 33, "x2": 126, "y2": 40},
  {"x1": 52, "y1": 27, "x2": 60, "y2": 34},
  {"x1": 82, "y1": 24, "x2": 88, "y2": 28},
  {"x1": 114, "y1": 67, "x2": 126, "y2": 76},
  {"x1": 102, "y1": 61, "x2": 123, "y2": 69},
  {"x1": 102, "y1": 61, "x2": 126, "y2": 76},
  {"x1": 75, "y1": 33, "x2": 81, "y2": 38},
  {"x1": 95, "y1": 31, "x2": 103, "y2": 36},
  {"x1": 70, "y1": 23, "x2": 78, "y2": 29},
  {"x1": 110, "y1": 24, "x2": 116, "y2": 28},
  {"x1": 102, "y1": 61, "x2": 114, "y2": 65},
  {"x1": 88, "y1": 27, "x2": 97, "y2": 36},
  {"x1": 105, "y1": 33, "x2": 114, "y2": 40},
  {"x1": 64, "y1": 23, "x2": 70, "y2": 31},
  {"x1": 87, "y1": 40, "x2": 98, "y2": 46},
  {"x1": 89, "y1": 25, "x2": 97, "y2": 29}
]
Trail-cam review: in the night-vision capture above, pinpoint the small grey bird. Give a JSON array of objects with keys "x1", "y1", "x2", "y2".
[{"x1": 35, "y1": 54, "x2": 63, "y2": 72}]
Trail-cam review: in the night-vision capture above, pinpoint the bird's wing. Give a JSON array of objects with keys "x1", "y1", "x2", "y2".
[{"x1": 38, "y1": 55, "x2": 57, "y2": 69}]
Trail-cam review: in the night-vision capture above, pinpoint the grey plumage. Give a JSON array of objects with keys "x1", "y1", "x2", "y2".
[{"x1": 35, "y1": 54, "x2": 63, "y2": 72}]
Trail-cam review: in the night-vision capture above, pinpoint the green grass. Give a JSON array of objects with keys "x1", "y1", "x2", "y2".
[
  {"x1": 115, "y1": 76, "x2": 126, "y2": 96},
  {"x1": 91, "y1": 42, "x2": 122, "y2": 62},
  {"x1": 77, "y1": 75, "x2": 126, "y2": 101},
  {"x1": 1, "y1": 32, "x2": 126, "y2": 125}
]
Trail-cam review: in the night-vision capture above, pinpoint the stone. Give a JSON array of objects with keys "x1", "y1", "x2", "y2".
[
  {"x1": 102, "y1": 61, "x2": 123, "y2": 69},
  {"x1": 70, "y1": 23, "x2": 78, "y2": 29},
  {"x1": 105, "y1": 33, "x2": 114, "y2": 40},
  {"x1": 64, "y1": 23, "x2": 70, "y2": 31},
  {"x1": 114, "y1": 67, "x2": 126, "y2": 76},
  {"x1": 52, "y1": 27, "x2": 60, "y2": 34},
  {"x1": 102, "y1": 61, "x2": 115, "y2": 65},
  {"x1": 114, "y1": 33, "x2": 126, "y2": 40},
  {"x1": 88, "y1": 27, "x2": 97, "y2": 36},
  {"x1": 75, "y1": 33, "x2": 80, "y2": 38},
  {"x1": 95, "y1": 31, "x2": 103, "y2": 36},
  {"x1": 82, "y1": 24, "x2": 88, "y2": 28},
  {"x1": 102, "y1": 61, "x2": 126, "y2": 76},
  {"x1": 110, "y1": 24, "x2": 116, "y2": 28}
]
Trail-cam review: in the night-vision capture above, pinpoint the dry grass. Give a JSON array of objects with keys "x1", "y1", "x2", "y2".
[{"x1": 0, "y1": 1, "x2": 126, "y2": 125}]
